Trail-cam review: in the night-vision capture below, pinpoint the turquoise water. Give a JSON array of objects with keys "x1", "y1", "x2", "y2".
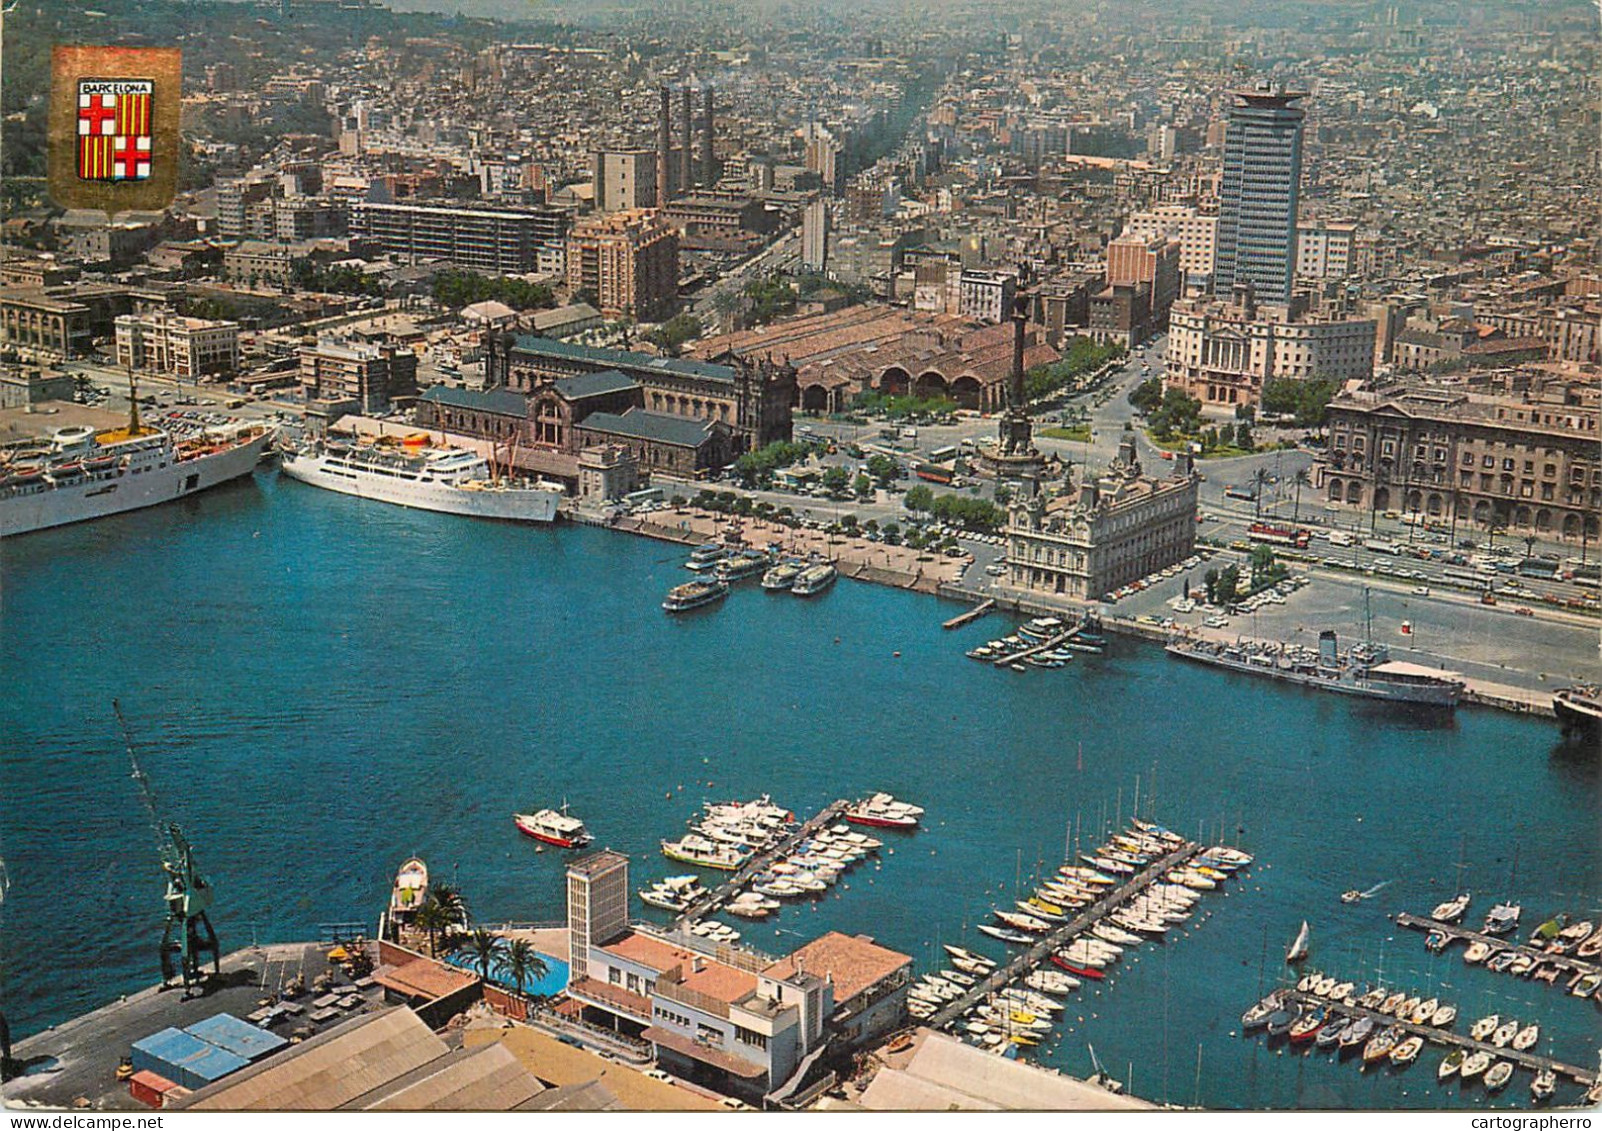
[{"x1": 2, "y1": 469, "x2": 1598, "y2": 1109}]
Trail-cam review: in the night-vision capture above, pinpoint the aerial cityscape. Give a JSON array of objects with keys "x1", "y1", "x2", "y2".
[{"x1": 0, "y1": 0, "x2": 1598, "y2": 1115}]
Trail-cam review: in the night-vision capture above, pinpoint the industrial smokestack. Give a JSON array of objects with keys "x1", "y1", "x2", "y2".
[
  {"x1": 680, "y1": 85, "x2": 693, "y2": 196},
  {"x1": 700, "y1": 85, "x2": 716, "y2": 188},
  {"x1": 657, "y1": 85, "x2": 671, "y2": 205}
]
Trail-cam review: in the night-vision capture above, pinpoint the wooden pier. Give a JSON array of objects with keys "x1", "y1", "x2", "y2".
[
  {"x1": 1276, "y1": 989, "x2": 1597, "y2": 1087},
  {"x1": 928, "y1": 841, "x2": 1204, "y2": 1031},
  {"x1": 1394, "y1": 913, "x2": 1600, "y2": 981},
  {"x1": 943, "y1": 599, "x2": 995, "y2": 630},
  {"x1": 672, "y1": 799, "x2": 851, "y2": 928}
]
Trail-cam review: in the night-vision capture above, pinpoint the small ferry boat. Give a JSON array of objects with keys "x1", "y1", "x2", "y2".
[
  {"x1": 685, "y1": 543, "x2": 728, "y2": 571},
  {"x1": 513, "y1": 806, "x2": 593, "y2": 848},
  {"x1": 1483, "y1": 901, "x2": 1521, "y2": 936},
  {"x1": 715, "y1": 549, "x2": 770, "y2": 582},
  {"x1": 663, "y1": 578, "x2": 729, "y2": 612},
  {"x1": 791, "y1": 562, "x2": 838, "y2": 596},
  {"x1": 761, "y1": 559, "x2": 805, "y2": 591},
  {"x1": 1016, "y1": 617, "x2": 1065, "y2": 642},
  {"x1": 390, "y1": 857, "x2": 428, "y2": 919}
]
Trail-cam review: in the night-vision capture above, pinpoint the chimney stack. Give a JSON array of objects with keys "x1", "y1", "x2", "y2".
[
  {"x1": 657, "y1": 85, "x2": 672, "y2": 204},
  {"x1": 680, "y1": 86, "x2": 694, "y2": 197},
  {"x1": 700, "y1": 85, "x2": 716, "y2": 188}
]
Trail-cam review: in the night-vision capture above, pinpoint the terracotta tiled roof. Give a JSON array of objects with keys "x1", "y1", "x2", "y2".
[{"x1": 763, "y1": 932, "x2": 911, "y2": 1004}]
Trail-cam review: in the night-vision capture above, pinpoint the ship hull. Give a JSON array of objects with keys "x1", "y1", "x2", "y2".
[
  {"x1": 1553, "y1": 692, "x2": 1600, "y2": 737},
  {"x1": 0, "y1": 430, "x2": 272, "y2": 538},
  {"x1": 279, "y1": 451, "x2": 560, "y2": 522},
  {"x1": 1166, "y1": 644, "x2": 1461, "y2": 708}
]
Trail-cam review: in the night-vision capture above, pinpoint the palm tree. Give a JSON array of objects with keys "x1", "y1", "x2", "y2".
[
  {"x1": 504, "y1": 938, "x2": 548, "y2": 1001},
  {"x1": 468, "y1": 928, "x2": 504, "y2": 983},
  {"x1": 1290, "y1": 466, "x2": 1311, "y2": 523},
  {"x1": 414, "y1": 899, "x2": 449, "y2": 958},
  {"x1": 1252, "y1": 467, "x2": 1271, "y2": 519}
]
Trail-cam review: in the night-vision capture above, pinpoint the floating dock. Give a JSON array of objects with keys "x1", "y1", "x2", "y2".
[
  {"x1": 1274, "y1": 988, "x2": 1597, "y2": 1087},
  {"x1": 1394, "y1": 913, "x2": 1600, "y2": 981},
  {"x1": 928, "y1": 841, "x2": 1204, "y2": 1031},
  {"x1": 672, "y1": 799, "x2": 851, "y2": 928},
  {"x1": 943, "y1": 599, "x2": 995, "y2": 630}
]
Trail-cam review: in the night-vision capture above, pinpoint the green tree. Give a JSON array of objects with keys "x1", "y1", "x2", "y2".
[
  {"x1": 1203, "y1": 567, "x2": 1219, "y2": 604},
  {"x1": 853, "y1": 473, "x2": 873, "y2": 498},
  {"x1": 1216, "y1": 564, "x2": 1241, "y2": 606},
  {"x1": 645, "y1": 313, "x2": 703, "y2": 356},
  {"x1": 865, "y1": 453, "x2": 899, "y2": 485},
  {"x1": 820, "y1": 466, "x2": 851, "y2": 496},
  {"x1": 468, "y1": 928, "x2": 504, "y2": 982},
  {"x1": 1290, "y1": 467, "x2": 1311, "y2": 522},
  {"x1": 1235, "y1": 423, "x2": 1255, "y2": 451},
  {"x1": 1128, "y1": 376, "x2": 1164, "y2": 414},
  {"x1": 904, "y1": 484, "x2": 935, "y2": 512},
  {"x1": 505, "y1": 937, "x2": 547, "y2": 999}
]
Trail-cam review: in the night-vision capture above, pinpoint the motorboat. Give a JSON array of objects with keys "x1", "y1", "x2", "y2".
[
  {"x1": 1240, "y1": 991, "x2": 1284, "y2": 1031},
  {"x1": 1425, "y1": 929, "x2": 1450, "y2": 953},
  {"x1": 1340, "y1": 890, "x2": 1363, "y2": 904},
  {"x1": 1530, "y1": 1067, "x2": 1556, "y2": 1103},
  {"x1": 1313, "y1": 976, "x2": 1338, "y2": 998},
  {"x1": 1437, "y1": 1048, "x2": 1466, "y2": 1081},
  {"x1": 660, "y1": 834, "x2": 748, "y2": 870},
  {"x1": 1431, "y1": 891, "x2": 1471, "y2": 923},
  {"x1": 513, "y1": 805, "x2": 593, "y2": 848},
  {"x1": 1490, "y1": 1019, "x2": 1518, "y2": 1048},
  {"x1": 1483, "y1": 902, "x2": 1521, "y2": 936},
  {"x1": 1287, "y1": 1006, "x2": 1328, "y2": 1044},
  {"x1": 1379, "y1": 992, "x2": 1407, "y2": 1015},
  {"x1": 1390, "y1": 1035, "x2": 1424, "y2": 1066},
  {"x1": 1356, "y1": 989, "x2": 1387, "y2": 1010},
  {"x1": 1484, "y1": 1061, "x2": 1514, "y2": 1092},
  {"x1": 1431, "y1": 1004, "x2": 1457, "y2": 1027},
  {"x1": 390, "y1": 857, "x2": 428, "y2": 919},
  {"x1": 1266, "y1": 1001, "x2": 1304, "y2": 1037},
  {"x1": 1511, "y1": 1023, "x2": 1539, "y2": 1051},
  {"x1": 1338, "y1": 1016, "x2": 1375, "y2": 1050},
  {"x1": 1314, "y1": 1017, "x2": 1350, "y2": 1049},
  {"x1": 1395, "y1": 996, "x2": 1422, "y2": 1020},
  {"x1": 1410, "y1": 998, "x2": 1439, "y2": 1025},
  {"x1": 1469, "y1": 1015, "x2": 1501, "y2": 1042},
  {"x1": 1329, "y1": 982, "x2": 1356, "y2": 1003},
  {"x1": 1458, "y1": 1050, "x2": 1492, "y2": 1081},
  {"x1": 1462, "y1": 941, "x2": 1492, "y2": 964},
  {"x1": 1362, "y1": 1026, "x2": 1401, "y2": 1064},
  {"x1": 1570, "y1": 971, "x2": 1602, "y2": 997}
]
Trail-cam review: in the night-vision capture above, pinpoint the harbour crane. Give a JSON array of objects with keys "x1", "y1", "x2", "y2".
[{"x1": 114, "y1": 701, "x2": 220, "y2": 994}]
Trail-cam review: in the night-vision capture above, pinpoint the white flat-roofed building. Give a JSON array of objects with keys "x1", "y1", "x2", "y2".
[{"x1": 116, "y1": 311, "x2": 240, "y2": 381}]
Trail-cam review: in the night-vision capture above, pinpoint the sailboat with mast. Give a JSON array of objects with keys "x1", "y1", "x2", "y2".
[
  {"x1": 1286, "y1": 920, "x2": 1311, "y2": 964},
  {"x1": 1164, "y1": 588, "x2": 1464, "y2": 707}
]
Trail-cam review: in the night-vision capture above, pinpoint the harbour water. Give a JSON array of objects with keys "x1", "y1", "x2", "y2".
[{"x1": 2, "y1": 469, "x2": 1597, "y2": 1109}]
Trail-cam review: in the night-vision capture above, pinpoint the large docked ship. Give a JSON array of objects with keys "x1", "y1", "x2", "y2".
[
  {"x1": 1552, "y1": 685, "x2": 1599, "y2": 739},
  {"x1": 0, "y1": 416, "x2": 273, "y2": 538},
  {"x1": 278, "y1": 440, "x2": 562, "y2": 522},
  {"x1": 1166, "y1": 629, "x2": 1464, "y2": 708}
]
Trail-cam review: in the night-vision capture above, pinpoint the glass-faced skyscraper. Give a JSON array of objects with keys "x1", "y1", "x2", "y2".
[{"x1": 1214, "y1": 85, "x2": 1307, "y2": 304}]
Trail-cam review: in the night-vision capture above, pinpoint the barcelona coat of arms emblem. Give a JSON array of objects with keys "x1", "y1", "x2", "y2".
[{"x1": 49, "y1": 45, "x2": 180, "y2": 214}]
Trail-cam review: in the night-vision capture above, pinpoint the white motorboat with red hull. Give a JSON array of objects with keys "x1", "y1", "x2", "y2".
[{"x1": 513, "y1": 806, "x2": 593, "y2": 848}]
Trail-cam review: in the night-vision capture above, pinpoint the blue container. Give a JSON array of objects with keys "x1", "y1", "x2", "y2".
[
  {"x1": 130, "y1": 1026, "x2": 249, "y2": 1089},
  {"x1": 185, "y1": 1013, "x2": 287, "y2": 1062}
]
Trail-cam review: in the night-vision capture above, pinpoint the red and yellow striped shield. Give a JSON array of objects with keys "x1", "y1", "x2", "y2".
[{"x1": 50, "y1": 46, "x2": 180, "y2": 214}]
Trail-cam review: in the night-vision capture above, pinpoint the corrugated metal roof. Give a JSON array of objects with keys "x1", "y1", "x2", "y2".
[
  {"x1": 360, "y1": 1042, "x2": 544, "y2": 1111},
  {"x1": 185, "y1": 1014, "x2": 288, "y2": 1062},
  {"x1": 180, "y1": 1008, "x2": 448, "y2": 1111}
]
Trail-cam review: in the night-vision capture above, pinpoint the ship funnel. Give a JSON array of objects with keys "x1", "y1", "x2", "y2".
[{"x1": 1319, "y1": 630, "x2": 1338, "y2": 667}]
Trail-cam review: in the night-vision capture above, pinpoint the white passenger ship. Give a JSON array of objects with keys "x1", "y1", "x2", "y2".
[
  {"x1": 279, "y1": 440, "x2": 562, "y2": 522},
  {"x1": 0, "y1": 419, "x2": 272, "y2": 538}
]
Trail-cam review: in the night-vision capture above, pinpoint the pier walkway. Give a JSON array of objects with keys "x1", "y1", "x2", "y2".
[
  {"x1": 928, "y1": 842, "x2": 1203, "y2": 1031},
  {"x1": 943, "y1": 599, "x2": 994, "y2": 629},
  {"x1": 1394, "y1": 913, "x2": 1599, "y2": 980},
  {"x1": 672, "y1": 800, "x2": 851, "y2": 928},
  {"x1": 1279, "y1": 989, "x2": 1597, "y2": 1086}
]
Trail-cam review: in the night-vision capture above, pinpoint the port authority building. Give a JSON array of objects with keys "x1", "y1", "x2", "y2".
[
  {"x1": 1005, "y1": 438, "x2": 1200, "y2": 601},
  {"x1": 563, "y1": 851, "x2": 911, "y2": 1104},
  {"x1": 411, "y1": 334, "x2": 795, "y2": 485}
]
